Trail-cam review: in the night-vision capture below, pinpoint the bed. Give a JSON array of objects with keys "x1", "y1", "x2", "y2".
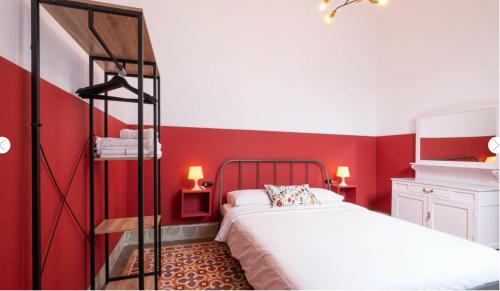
[{"x1": 215, "y1": 160, "x2": 500, "y2": 290}]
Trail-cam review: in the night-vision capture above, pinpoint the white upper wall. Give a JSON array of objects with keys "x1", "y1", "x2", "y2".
[
  {"x1": 1, "y1": 0, "x2": 498, "y2": 137},
  {"x1": 375, "y1": 0, "x2": 499, "y2": 136},
  {"x1": 130, "y1": 0, "x2": 379, "y2": 135}
]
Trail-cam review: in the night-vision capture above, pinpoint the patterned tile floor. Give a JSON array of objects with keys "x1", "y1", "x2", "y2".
[{"x1": 122, "y1": 241, "x2": 253, "y2": 290}]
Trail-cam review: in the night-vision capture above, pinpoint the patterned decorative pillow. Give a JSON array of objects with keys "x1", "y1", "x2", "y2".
[{"x1": 264, "y1": 184, "x2": 318, "y2": 207}]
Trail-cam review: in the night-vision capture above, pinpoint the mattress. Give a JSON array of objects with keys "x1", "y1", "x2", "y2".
[
  {"x1": 216, "y1": 203, "x2": 500, "y2": 290},
  {"x1": 221, "y1": 203, "x2": 271, "y2": 216}
]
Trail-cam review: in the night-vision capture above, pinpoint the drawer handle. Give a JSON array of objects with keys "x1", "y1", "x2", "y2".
[{"x1": 422, "y1": 188, "x2": 434, "y2": 194}]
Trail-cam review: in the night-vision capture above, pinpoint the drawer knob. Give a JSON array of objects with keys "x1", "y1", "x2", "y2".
[{"x1": 422, "y1": 188, "x2": 434, "y2": 194}]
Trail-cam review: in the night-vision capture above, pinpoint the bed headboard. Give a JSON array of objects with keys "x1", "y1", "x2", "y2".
[{"x1": 218, "y1": 159, "x2": 332, "y2": 212}]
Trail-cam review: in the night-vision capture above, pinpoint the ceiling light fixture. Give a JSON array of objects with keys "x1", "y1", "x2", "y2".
[{"x1": 322, "y1": 0, "x2": 389, "y2": 24}]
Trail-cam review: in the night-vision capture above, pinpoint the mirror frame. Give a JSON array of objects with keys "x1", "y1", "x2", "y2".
[{"x1": 415, "y1": 106, "x2": 499, "y2": 170}]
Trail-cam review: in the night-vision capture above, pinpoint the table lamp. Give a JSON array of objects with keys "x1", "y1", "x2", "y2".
[
  {"x1": 188, "y1": 166, "x2": 204, "y2": 190},
  {"x1": 336, "y1": 166, "x2": 350, "y2": 186},
  {"x1": 485, "y1": 156, "x2": 497, "y2": 163}
]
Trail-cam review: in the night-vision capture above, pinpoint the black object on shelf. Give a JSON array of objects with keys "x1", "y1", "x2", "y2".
[
  {"x1": 202, "y1": 181, "x2": 214, "y2": 188},
  {"x1": 76, "y1": 75, "x2": 157, "y2": 104}
]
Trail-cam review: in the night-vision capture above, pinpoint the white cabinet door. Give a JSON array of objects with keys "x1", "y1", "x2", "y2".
[
  {"x1": 393, "y1": 192, "x2": 428, "y2": 226},
  {"x1": 428, "y1": 198, "x2": 474, "y2": 240}
]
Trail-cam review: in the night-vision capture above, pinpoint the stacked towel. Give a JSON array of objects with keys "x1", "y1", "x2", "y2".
[
  {"x1": 96, "y1": 148, "x2": 161, "y2": 157},
  {"x1": 95, "y1": 129, "x2": 162, "y2": 159},
  {"x1": 120, "y1": 128, "x2": 155, "y2": 139},
  {"x1": 95, "y1": 137, "x2": 161, "y2": 149}
]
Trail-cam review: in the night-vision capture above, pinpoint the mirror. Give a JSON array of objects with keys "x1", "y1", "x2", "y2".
[{"x1": 417, "y1": 107, "x2": 497, "y2": 164}]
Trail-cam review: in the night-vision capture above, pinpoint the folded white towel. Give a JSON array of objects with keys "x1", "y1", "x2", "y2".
[
  {"x1": 120, "y1": 128, "x2": 155, "y2": 139},
  {"x1": 95, "y1": 137, "x2": 161, "y2": 150}
]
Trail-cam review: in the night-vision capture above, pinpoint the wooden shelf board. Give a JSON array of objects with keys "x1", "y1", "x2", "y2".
[
  {"x1": 95, "y1": 215, "x2": 161, "y2": 235},
  {"x1": 41, "y1": 0, "x2": 158, "y2": 77},
  {"x1": 105, "y1": 276, "x2": 154, "y2": 290}
]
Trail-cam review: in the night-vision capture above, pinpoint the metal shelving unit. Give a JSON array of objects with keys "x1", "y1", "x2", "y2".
[{"x1": 31, "y1": 0, "x2": 162, "y2": 289}]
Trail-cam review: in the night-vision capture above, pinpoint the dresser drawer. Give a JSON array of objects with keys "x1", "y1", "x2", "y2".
[
  {"x1": 408, "y1": 184, "x2": 452, "y2": 198},
  {"x1": 393, "y1": 182, "x2": 409, "y2": 192},
  {"x1": 452, "y1": 191, "x2": 475, "y2": 203}
]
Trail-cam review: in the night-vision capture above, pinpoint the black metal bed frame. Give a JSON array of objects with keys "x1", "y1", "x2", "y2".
[
  {"x1": 218, "y1": 159, "x2": 332, "y2": 212},
  {"x1": 217, "y1": 160, "x2": 500, "y2": 290},
  {"x1": 31, "y1": 0, "x2": 162, "y2": 289}
]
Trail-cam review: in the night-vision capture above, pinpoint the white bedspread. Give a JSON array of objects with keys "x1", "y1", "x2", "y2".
[{"x1": 215, "y1": 203, "x2": 499, "y2": 290}]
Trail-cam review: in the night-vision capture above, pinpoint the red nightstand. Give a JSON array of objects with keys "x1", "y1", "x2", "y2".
[
  {"x1": 331, "y1": 184, "x2": 357, "y2": 204},
  {"x1": 181, "y1": 188, "x2": 211, "y2": 218}
]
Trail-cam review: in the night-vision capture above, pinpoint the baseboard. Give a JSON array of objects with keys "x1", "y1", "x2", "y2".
[
  {"x1": 92, "y1": 223, "x2": 220, "y2": 289},
  {"x1": 125, "y1": 222, "x2": 220, "y2": 245}
]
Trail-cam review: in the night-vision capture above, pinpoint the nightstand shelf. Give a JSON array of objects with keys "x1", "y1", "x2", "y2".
[
  {"x1": 331, "y1": 184, "x2": 358, "y2": 203},
  {"x1": 182, "y1": 210, "x2": 211, "y2": 218},
  {"x1": 181, "y1": 189, "x2": 211, "y2": 218}
]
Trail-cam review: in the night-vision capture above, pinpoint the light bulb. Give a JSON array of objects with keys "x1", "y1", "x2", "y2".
[
  {"x1": 319, "y1": 2, "x2": 327, "y2": 12},
  {"x1": 377, "y1": 0, "x2": 388, "y2": 6},
  {"x1": 323, "y1": 9, "x2": 336, "y2": 25},
  {"x1": 323, "y1": 14, "x2": 333, "y2": 24},
  {"x1": 319, "y1": 0, "x2": 330, "y2": 12}
]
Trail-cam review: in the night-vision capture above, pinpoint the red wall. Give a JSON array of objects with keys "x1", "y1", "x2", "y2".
[
  {"x1": 0, "y1": 57, "x2": 129, "y2": 289},
  {"x1": 127, "y1": 126, "x2": 378, "y2": 225},
  {"x1": 375, "y1": 134, "x2": 416, "y2": 213},
  {"x1": 1, "y1": 55, "x2": 420, "y2": 288}
]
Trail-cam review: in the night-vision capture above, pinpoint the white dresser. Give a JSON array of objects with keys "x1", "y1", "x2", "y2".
[{"x1": 391, "y1": 178, "x2": 499, "y2": 248}]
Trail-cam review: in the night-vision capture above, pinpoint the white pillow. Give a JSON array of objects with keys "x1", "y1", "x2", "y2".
[
  {"x1": 310, "y1": 188, "x2": 344, "y2": 204},
  {"x1": 227, "y1": 189, "x2": 272, "y2": 207}
]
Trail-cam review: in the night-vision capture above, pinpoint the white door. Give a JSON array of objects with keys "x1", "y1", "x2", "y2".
[
  {"x1": 393, "y1": 192, "x2": 428, "y2": 226},
  {"x1": 428, "y1": 198, "x2": 474, "y2": 240}
]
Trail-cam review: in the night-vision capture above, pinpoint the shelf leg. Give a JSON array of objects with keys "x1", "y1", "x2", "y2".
[
  {"x1": 31, "y1": 0, "x2": 42, "y2": 289},
  {"x1": 157, "y1": 75, "x2": 163, "y2": 288},
  {"x1": 153, "y1": 65, "x2": 159, "y2": 290},
  {"x1": 88, "y1": 10, "x2": 96, "y2": 290},
  {"x1": 137, "y1": 13, "x2": 145, "y2": 291},
  {"x1": 104, "y1": 72, "x2": 110, "y2": 284}
]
